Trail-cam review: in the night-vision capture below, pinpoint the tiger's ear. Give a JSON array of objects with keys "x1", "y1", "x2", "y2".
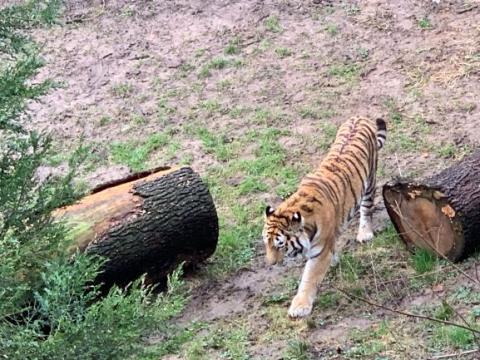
[
  {"x1": 265, "y1": 206, "x2": 275, "y2": 217},
  {"x1": 292, "y1": 211, "x2": 301, "y2": 223}
]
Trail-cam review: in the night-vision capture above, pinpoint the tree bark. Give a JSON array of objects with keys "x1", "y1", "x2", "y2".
[
  {"x1": 53, "y1": 166, "x2": 219, "y2": 288},
  {"x1": 382, "y1": 150, "x2": 480, "y2": 262}
]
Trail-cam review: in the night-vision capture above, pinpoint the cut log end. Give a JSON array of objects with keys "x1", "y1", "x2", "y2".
[
  {"x1": 383, "y1": 150, "x2": 480, "y2": 262},
  {"x1": 383, "y1": 183, "x2": 465, "y2": 261}
]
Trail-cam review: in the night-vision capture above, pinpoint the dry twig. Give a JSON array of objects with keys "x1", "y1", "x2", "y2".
[
  {"x1": 333, "y1": 286, "x2": 480, "y2": 335},
  {"x1": 430, "y1": 348, "x2": 480, "y2": 359}
]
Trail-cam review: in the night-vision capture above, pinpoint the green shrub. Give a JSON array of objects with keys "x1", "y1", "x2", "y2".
[{"x1": 0, "y1": 2, "x2": 188, "y2": 358}]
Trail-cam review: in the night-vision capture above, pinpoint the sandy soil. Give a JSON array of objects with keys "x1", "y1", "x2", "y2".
[{"x1": 28, "y1": 0, "x2": 480, "y2": 358}]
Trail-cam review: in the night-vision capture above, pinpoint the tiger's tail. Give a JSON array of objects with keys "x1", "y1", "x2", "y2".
[{"x1": 376, "y1": 118, "x2": 387, "y2": 149}]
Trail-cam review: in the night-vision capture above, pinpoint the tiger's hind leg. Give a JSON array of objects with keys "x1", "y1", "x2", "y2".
[{"x1": 356, "y1": 180, "x2": 376, "y2": 243}]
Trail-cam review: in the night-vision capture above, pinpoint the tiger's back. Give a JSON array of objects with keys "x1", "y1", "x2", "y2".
[
  {"x1": 299, "y1": 116, "x2": 385, "y2": 233},
  {"x1": 262, "y1": 116, "x2": 386, "y2": 318}
]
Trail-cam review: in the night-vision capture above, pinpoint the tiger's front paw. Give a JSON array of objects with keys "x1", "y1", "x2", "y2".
[
  {"x1": 288, "y1": 294, "x2": 313, "y2": 318},
  {"x1": 356, "y1": 227, "x2": 374, "y2": 243}
]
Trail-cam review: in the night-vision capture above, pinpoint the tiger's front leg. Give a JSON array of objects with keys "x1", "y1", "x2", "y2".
[{"x1": 288, "y1": 246, "x2": 333, "y2": 318}]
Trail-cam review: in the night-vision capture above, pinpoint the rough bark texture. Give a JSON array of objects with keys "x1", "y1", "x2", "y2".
[
  {"x1": 55, "y1": 166, "x2": 218, "y2": 288},
  {"x1": 383, "y1": 150, "x2": 480, "y2": 262}
]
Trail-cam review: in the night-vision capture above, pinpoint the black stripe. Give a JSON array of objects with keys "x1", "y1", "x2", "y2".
[
  {"x1": 323, "y1": 178, "x2": 341, "y2": 203},
  {"x1": 300, "y1": 204, "x2": 313, "y2": 213},
  {"x1": 340, "y1": 166, "x2": 359, "y2": 209},
  {"x1": 349, "y1": 143, "x2": 369, "y2": 160},
  {"x1": 303, "y1": 176, "x2": 338, "y2": 204},
  {"x1": 306, "y1": 195, "x2": 323, "y2": 206},
  {"x1": 342, "y1": 156, "x2": 365, "y2": 186},
  {"x1": 271, "y1": 213, "x2": 290, "y2": 221},
  {"x1": 348, "y1": 151, "x2": 369, "y2": 178},
  {"x1": 363, "y1": 126, "x2": 377, "y2": 142},
  {"x1": 292, "y1": 237, "x2": 303, "y2": 251},
  {"x1": 328, "y1": 166, "x2": 351, "y2": 219}
]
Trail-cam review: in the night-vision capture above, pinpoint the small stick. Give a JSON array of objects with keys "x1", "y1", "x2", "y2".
[
  {"x1": 394, "y1": 153, "x2": 403, "y2": 177},
  {"x1": 430, "y1": 348, "x2": 480, "y2": 359},
  {"x1": 333, "y1": 286, "x2": 480, "y2": 335}
]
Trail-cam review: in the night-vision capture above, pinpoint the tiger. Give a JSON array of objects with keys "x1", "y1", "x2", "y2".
[{"x1": 262, "y1": 116, "x2": 387, "y2": 318}]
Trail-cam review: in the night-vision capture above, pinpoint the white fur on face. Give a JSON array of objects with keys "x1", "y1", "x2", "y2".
[{"x1": 274, "y1": 233, "x2": 287, "y2": 249}]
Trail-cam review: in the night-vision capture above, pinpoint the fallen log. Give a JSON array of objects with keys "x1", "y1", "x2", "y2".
[
  {"x1": 53, "y1": 166, "x2": 219, "y2": 289},
  {"x1": 382, "y1": 150, "x2": 480, "y2": 262}
]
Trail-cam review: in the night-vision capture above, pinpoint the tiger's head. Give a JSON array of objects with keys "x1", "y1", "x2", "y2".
[{"x1": 262, "y1": 205, "x2": 309, "y2": 265}]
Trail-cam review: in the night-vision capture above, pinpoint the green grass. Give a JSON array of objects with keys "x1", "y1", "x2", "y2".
[
  {"x1": 437, "y1": 143, "x2": 456, "y2": 158},
  {"x1": 199, "y1": 99, "x2": 222, "y2": 114},
  {"x1": 263, "y1": 293, "x2": 290, "y2": 306},
  {"x1": 182, "y1": 322, "x2": 250, "y2": 360},
  {"x1": 229, "y1": 105, "x2": 249, "y2": 118},
  {"x1": 372, "y1": 223, "x2": 402, "y2": 248},
  {"x1": 319, "y1": 122, "x2": 338, "y2": 150},
  {"x1": 217, "y1": 79, "x2": 232, "y2": 91},
  {"x1": 198, "y1": 57, "x2": 237, "y2": 78},
  {"x1": 131, "y1": 113, "x2": 146, "y2": 125},
  {"x1": 430, "y1": 325, "x2": 475, "y2": 349},
  {"x1": 195, "y1": 127, "x2": 234, "y2": 161},
  {"x1": 264, "y1": 15, "x2": 282, "y2": 33},
  {"x1": 384, "y1": 98, "x2": 403, "y2": 125},
  {"x1": 283, "y1": 340, "x2": 311, "y2": 360},
  {"x1": 410, "y1": 248, "x2": 437, "y2": 274},
  {"x1": 383, "y1": 107, "x2": 431, "y2": 152},
  {"x1": 337, "y1": 254, "x2": 365, "y2": 283},
  {"x1": 316, "y1": 291, "x2": 341, "y2": 309},
  {"x1": 434, "y1": 302, "x2": 454, "y2": 321},
  {"x1": 110, "y1": 133, "x2": 169, "y2": 171},
  {"x1": 418, "y1": 17, "x2": 431, "y2": 29},
  {"x1": 449, "y1": 286, "x2": 480, "y2": 305},
  {"x1": 238, "y1": 176, "x2": 268, "y2": 195},
  {"x1": 225, "y1": 37, "x2": 240, "y2": 55},
  {"x1": 299, "y1": 107, "x2": 336, "y2": 120},
  {"x1": 343, "y1": 3, "x2": 361, "y2": 16},
  {"x1": 111, "y1": 83, "x2": 133, "y2": 98},
  {"x1": 328, "y1": 63, "x2": 361, "y2": 83},
  {"x1": 99, "y1": 116, "x2": 112, "y2": 126},
  {"x1": 325, "y1": 23, "x2": 339, "y2": 36},
  {"x1": 157, "y1": 96, "x2": 177, "y2": 123},
  {"x1": 275, "y1": 47, "x2": 293, "y2": 58},
  {"x1": 357, "y1": 47, "x2": 369, "y2": 60},
  {"x1": 177, "y1": 62, "x2": 195, "y2": 78},
  {"x1": 346, "y1": 322, "x2": 391, "y2": 357},
  {"x1": 154, "y1": 322, "x2": 206, "y2": 357},
  {"x1": 252, "y1": 107, "x2": 272, "y2": 124}
]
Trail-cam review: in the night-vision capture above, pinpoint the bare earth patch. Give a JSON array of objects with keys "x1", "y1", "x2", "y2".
[{"x1": 28, "y1": 0, "x2": 480, "y2": 358}]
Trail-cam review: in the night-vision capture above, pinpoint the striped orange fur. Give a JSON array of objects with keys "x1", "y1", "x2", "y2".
[{"x1": 262, "y1": 116, "x2": 387, "y2": 317}]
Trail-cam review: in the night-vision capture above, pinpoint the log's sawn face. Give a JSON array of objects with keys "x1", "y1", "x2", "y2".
[
  {"x1": 383, "y1": 185, "x2": 460, "y2": 259},
  {"x1": 383, "y1": 150, "x2": 480, "y2": 262}
]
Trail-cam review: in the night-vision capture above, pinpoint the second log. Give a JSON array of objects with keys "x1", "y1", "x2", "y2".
[{"x1": 383, "y1": 150, "x2": 480, "y2": 262}]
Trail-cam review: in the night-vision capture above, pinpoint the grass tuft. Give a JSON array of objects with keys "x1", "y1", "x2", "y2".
[
  {"x1": 264, "y1": 15, "x2": 282, "y2": 33},
  {"x1": 110, "y1": 133, "x2": 169, "y2": 171},
  {"x1": 411, "y1": 248, "x2": 437, "y2": 274}
]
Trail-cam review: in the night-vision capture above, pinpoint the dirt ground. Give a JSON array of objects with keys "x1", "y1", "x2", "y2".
[{"x1": 28, "y1": 0, "x2": 480, "y2": 359}]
